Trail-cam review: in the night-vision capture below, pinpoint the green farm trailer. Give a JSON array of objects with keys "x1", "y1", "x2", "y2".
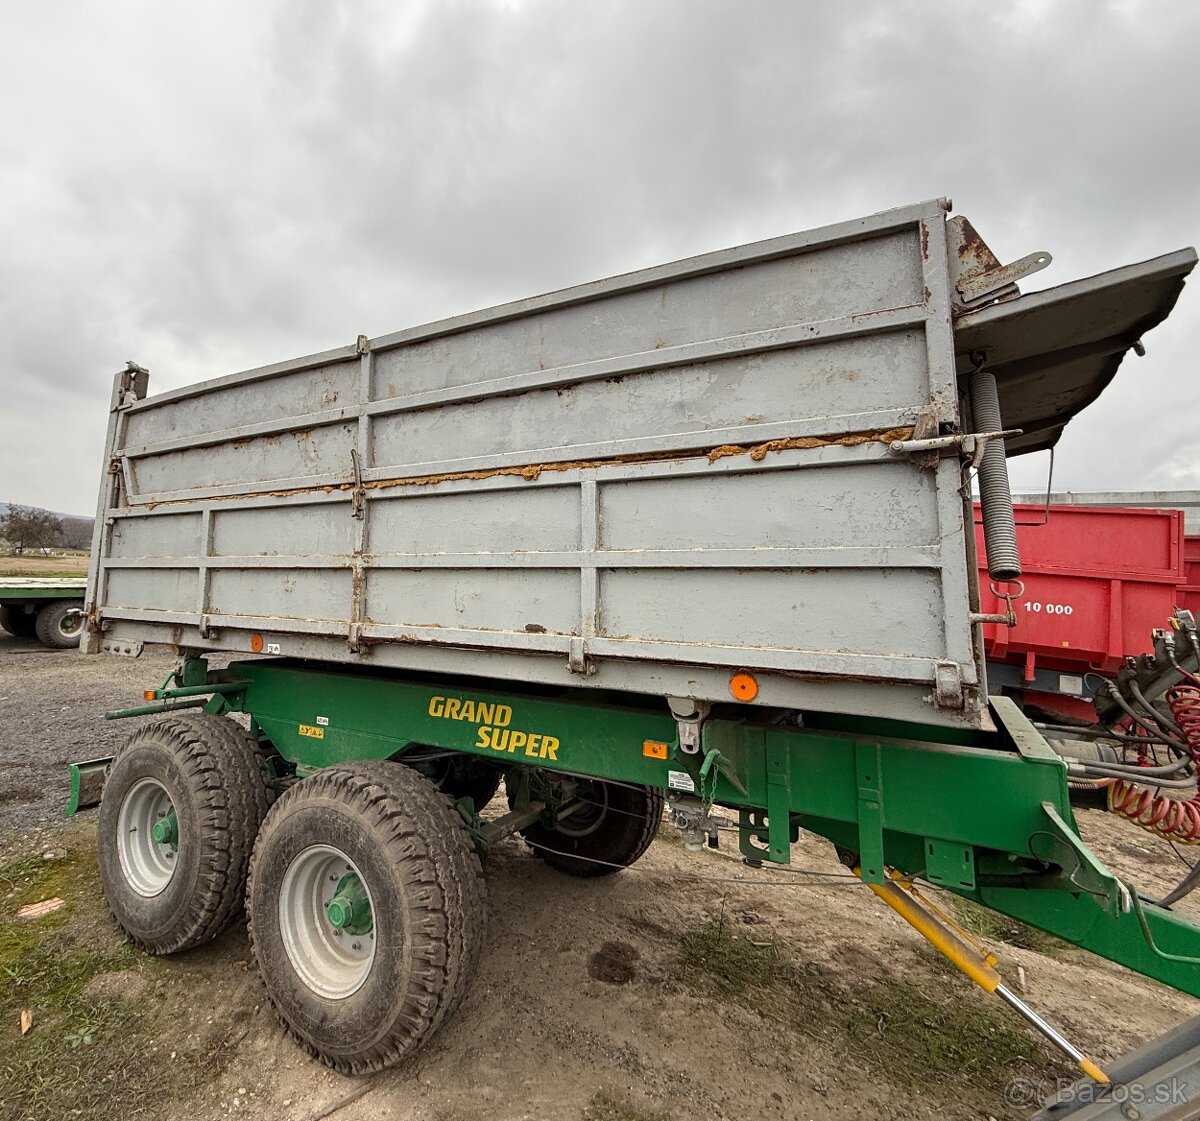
[
  {"x1": 77, "y1": 200, "x2": 1200, "y2": 1115},
  {"x1": 0, "y1": 576, "x2": 87, "y2": 648}
]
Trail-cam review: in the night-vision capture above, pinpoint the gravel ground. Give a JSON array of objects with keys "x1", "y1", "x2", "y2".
[
  {"x1": 1, "y1": 628, "x2": 1198, "y2": 1120},
  {"x1": 0, "y1": 630, "x2": 177, "y2": 830}
]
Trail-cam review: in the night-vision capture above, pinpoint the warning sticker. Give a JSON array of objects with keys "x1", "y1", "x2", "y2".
[{"x1": 667, "y1": 770, "x2": 696, "y2": 793}]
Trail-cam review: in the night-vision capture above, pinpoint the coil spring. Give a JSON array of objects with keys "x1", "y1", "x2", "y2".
[{"x1": 1107, "y1": 683, "x2": 1200, "y2": 844}]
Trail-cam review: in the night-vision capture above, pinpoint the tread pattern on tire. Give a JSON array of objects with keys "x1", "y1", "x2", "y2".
[
  {"x1": 247, "y1": 761, "x2": 486, "y2": 1074},
  {"x1": 100, "y1": 714, "x2": 273, "y2": 954},
  {"x1": 0, "y1": 604, "x2": 37, "y2": 638},
  {"x1": 34, "y1": 601, "x2": 82, "y2": 648}
]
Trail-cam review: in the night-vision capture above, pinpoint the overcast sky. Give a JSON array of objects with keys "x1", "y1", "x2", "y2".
[{"x1": 1, "y1": 0, "x2": 1197, "y2": 515}]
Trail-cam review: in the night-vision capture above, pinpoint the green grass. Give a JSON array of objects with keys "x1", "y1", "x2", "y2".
[
  {"x1": 0, "y1": 837, "x2": 154, "y2": 1120},
  {"x1": 584, "y1": 1090, "x2": 671, "y2": 1121},
  {"x1": 846, "y1": 976, "x2": 1056, "y2": 1091},
  {"x1": 950, "y1": 896, "x2": 1068, "y2": 957},
  {"x1": 676, "y1": 918, "x2": 783, "y2": 997},
  {"x1": 0, "y1": 827, "x2": 245, "y2": 1121}
]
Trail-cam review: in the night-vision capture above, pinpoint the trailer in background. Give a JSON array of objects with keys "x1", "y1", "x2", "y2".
[
  {"x1": 0, "y1": 577, "x2": 88, "y2": 648},
  {"x1": 976, "y1": 505, "x2": 1186, "y2": 721},
  {"x1": 1180, "y1": 535, "x2": 1200, "y2": 619}
]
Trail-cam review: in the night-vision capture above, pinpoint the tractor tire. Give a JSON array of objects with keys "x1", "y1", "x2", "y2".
[
  {"x1": 512, "y1": 775, "x2": 663, "y2": 878},
  {"x1": 407, "y1": 752, "x2": 503, "y2": 813},
  {"x1": 0, "y1": 605, "x2": 37, "y2": 638},
  {"x1": 34, "y1": 599, "x2": 85, "y2": 649},
  {"x1": 247, "y1": 761, "x2": 486, "y2": 1074},
  {"x1": 97, "y1": 714, "x2": 273, "y2": 954}
]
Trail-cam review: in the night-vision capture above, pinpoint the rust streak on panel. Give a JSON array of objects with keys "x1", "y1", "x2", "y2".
[
  {"x1": 134, "y1": 427, "x2": 915, "y2": 507},
  {"x1": 706, "y1": 427, "x2": 914, "y2": 464}
]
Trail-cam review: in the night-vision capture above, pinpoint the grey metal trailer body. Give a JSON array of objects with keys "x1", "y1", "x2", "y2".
[{"x1": 83, "y1": 199, "x2": 1195, "y2": 730}]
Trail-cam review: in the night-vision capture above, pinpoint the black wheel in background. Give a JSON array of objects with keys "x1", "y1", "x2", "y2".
[
  {"x1": 0, "y1": 604, "x2": 38, "y2": 638},
  {"x1": 35, "y1": 600, "x2": 85, "y2": 648},
  {"x1": 511, "y1": 774, "x2": 663, "y2": 878},
  {"x1": 406, "y1": 752, "x2": 502, "y2": 813}
]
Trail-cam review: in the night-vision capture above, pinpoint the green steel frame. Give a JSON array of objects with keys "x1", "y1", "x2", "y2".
[
  {"x1": 102, "y1": 656, "x2": 1200, "y2": 1000},
  {"x1": 0, "y1": 581, "x2": 87, "y2": 603}
]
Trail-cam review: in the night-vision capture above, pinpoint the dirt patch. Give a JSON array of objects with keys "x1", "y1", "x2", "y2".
[
  {"x1": 0, "y1": 814, "x2": 1191, "y2": 1121},
  {"x1": 587, "y1": 941, "x2": 640, "y2": 984},
  {"x1": 0, "y1": 554, "x2": 89, "y2": 577}
]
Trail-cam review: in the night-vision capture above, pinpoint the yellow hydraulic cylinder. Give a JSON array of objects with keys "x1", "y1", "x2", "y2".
[{"x1": 859, "y1": 867, "x2": 1109, "y2": 1085}]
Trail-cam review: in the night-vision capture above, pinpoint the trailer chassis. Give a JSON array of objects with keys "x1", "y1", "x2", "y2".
[{"x1": 77, "y1": 655, "x2": 1200, "y2": 1109}]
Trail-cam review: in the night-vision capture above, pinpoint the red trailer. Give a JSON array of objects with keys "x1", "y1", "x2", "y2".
[
  {"x1": 975, "y1": 504, "x2": 1186, "y2": 721},
  {"x1": 1179, "y1": 535, "x2": 1200, "y2": 618}
]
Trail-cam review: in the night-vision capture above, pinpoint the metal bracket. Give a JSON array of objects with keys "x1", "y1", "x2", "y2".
[
  {"x1": 855, "y1": 743, "x2": 886, "y2": 884},
  {"x1": 932, "y1": 660, "x2": 965, "y2": 710},
  {"x1": 957, "y1": 251, "x2": 1052, "y2": 305},
  {"x1": 566, "y1": 637, "x2": 594, "y2": 675},
  {"x1": 888, "y1": 428, "x2": 1021, "y2": 462},
  {"x1": 946, "y1": 215, "x2": 1052, "y2": 314},
  {"x1": 119, "y1": 360, "x2": 149, "y2": 406},
  {"x1": 349, "y1": 448, "x2": 366, "y2": 520},
  {"x1": 100, "y1": 640, "x2": 143, "y2": 658},
  {"x1": 668, "y1": 698, "x2": 711, "y2": 755},
  {"x1": 1034, "y1": 1011, "x2": 1200, "y2": 1120}
]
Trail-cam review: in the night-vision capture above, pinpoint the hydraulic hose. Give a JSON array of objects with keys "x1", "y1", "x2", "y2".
[
  {"x1": 1105, "y1": 683, "x2": 1200, "y2": 844},
  {"x1": 1100, "y1": 684, "x2": 1188, "y2": 754},
  {"x1": 968, "y1": 369, "x2": 1021, "y2": 581},
  {"x1": 1157, "y1": 855, "x2": 1200, "y2": 908},
  {"x1": 1130, "y1": 681, "x2": 1186, "y2": 738}
]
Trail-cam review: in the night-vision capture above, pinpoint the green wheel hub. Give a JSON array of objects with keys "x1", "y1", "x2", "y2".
[
  {"x1": 325, "y1": 873, "x2": 373, "y2": 936},
  {"x1": 151, "y1": 808, "x2": 178, "y2": 848}
]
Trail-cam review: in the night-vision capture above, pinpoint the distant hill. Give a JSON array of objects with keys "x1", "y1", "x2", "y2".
[
  {"x1": 1, "y1": 500, "x2": 93, "y2": 520},
  {"x1": 1, "y1": 502, "x2": 94, "y2": 550}
]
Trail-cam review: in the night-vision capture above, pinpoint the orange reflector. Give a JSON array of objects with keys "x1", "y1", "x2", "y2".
[
  {"x1": 729, "y1": 673, "x2": 758, "y2": 702},
  {"x1": 143, "y1": 690, "x2": 157, "y2": 702},
  {"x1": 643, "y1": 740, "x2": 668, "y2": 760},
  {"x1": 250, "y1": 633, "x2": 264, "y2": 653}
]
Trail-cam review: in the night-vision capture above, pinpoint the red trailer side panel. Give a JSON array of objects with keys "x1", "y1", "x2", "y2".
[
  {"x1": 975, "y1": 504, "x2": 1185, "y2": 677},
  {"x1": 1179, "y1": 536, "x2": 1200, "y2": 619}
]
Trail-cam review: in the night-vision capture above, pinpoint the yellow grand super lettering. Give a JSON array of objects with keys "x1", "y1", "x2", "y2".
[{"x1": 434, "y1": 693, "x2": 559, "y2": 759}]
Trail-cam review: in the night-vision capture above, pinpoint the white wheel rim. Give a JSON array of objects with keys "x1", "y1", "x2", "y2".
[
  {"x1": 57, "y1": 608, "x2": 84, "y2": 639},
  {"x1": 116, "y1": 778, "x2": 178, "y2": 897},
  {"x1": 278, "y1": 845, "x2": 378, "y2": 1000}
]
